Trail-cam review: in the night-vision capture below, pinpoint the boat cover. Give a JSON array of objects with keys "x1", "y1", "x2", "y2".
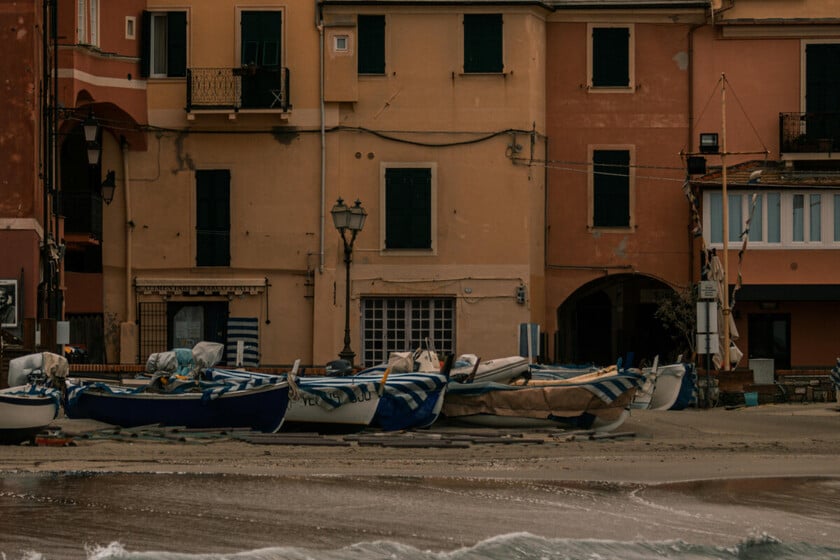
[{"x1": 207, "y1": 368, "x2": 381, "y2": 411}]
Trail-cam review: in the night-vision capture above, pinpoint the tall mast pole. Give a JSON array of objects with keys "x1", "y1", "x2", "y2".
[{"x1": 721, "y1": 73, "x2": 730, "y2": 371}]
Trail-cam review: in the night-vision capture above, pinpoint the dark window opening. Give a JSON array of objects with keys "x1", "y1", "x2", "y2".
[
  {"x1": 592, "y1": 27, "x2": 629, "y2": 87},
  {"x1": 464, "y1": 14, "x2": 503, "y2": 73},
  {"x1": 358, "y1": 15, "x2": 385, "y2": 74},
  {"x1": 196, "y1": 169, "x2": 231, "y2": 267},
  {"x1": 593, "y1": 149, "x2": 630, "y2": 228},
  {"x1": 385, "y1": 167, "x2": 432, "y2": 249}
]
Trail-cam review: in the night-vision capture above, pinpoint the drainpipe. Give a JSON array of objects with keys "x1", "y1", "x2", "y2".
[
  {"x1": 122, "y1": 140, "x2": 133, "y2": 322},
  {"x1": 318, "y1": 4, "x2": 326, "y2": 273}
]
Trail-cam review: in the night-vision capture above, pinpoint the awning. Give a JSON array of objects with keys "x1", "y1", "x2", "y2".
[{"x1": 135, "y1": 277, "x2": 266, "y2": 297}]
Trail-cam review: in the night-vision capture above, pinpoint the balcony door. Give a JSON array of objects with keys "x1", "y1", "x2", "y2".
[
  {"x1": 747, "y1": 313, "x2": 790, "y2": 370},
  {"x1": 240, "y1": 11, "x2": 281, "y2": 109},
  {"x1": 805, "y1": 43, "x2": 840, "y2": 143}
]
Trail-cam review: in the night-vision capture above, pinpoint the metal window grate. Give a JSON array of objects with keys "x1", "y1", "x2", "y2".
[
  {"x1": 138, "y1": 302, "x2": 168, "y2": 360},
  {"x1": 361, "y1": 297, "x2": 455, "y2": 367}
]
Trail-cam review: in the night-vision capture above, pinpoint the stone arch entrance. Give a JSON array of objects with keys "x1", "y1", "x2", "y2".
[{"x1": 556, "y1": 274, "x2": 679, "y2": 367}]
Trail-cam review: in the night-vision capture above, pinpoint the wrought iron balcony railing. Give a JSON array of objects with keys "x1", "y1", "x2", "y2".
[
  {"x1": 779, "y1": 112, "x2": 840, "y2": 154},
  {"x1": 186, "y1": 66, "x2": 291, "y2": 112}
]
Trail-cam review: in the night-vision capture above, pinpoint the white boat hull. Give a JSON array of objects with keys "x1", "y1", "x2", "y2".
[
  {"x1": 450, "y1": 356, "x2": 529, "y2": 384},
  {"x1": 0, "y1": 387, "x2": 60, "y2": 444},
  {"x1": 646, "y1": 364, "x2": 686, "y2": 411},
  {"x1": 284, "y1": 391, "x2": 380, "y2": 430}
]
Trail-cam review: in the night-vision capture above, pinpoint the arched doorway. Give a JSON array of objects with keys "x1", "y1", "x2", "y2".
[{"x1": 556, "y1": 274, "x2": 678, "y2": 367}]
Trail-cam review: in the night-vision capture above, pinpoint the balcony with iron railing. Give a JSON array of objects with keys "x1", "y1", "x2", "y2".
[
  {"x1": 186, "y1": 66, "x2": 291, "y2": 115},
  {"x1": 779, "y1": 112, "x2": 840, "y2": 157}
]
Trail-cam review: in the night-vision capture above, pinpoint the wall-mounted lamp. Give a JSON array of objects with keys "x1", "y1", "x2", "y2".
[
  {"x1": 83, "y1": 111, "x2": 101, "y2": 165},
  {"x1": 699, "y1": 132, "x2": 719, "y2": 154},
  {"x1": 101, "y1": 170, "x2": 116, "y2": 205}
]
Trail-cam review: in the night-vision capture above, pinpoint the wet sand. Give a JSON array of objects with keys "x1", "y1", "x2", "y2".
[
  {"x1": 2, "y1": 402, "x2": 838, "y2": 482},
  {"x1": 1, "y1": 403, "x2": 839, "y2": 557}
]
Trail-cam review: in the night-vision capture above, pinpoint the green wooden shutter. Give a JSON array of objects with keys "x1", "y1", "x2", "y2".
[
  {"x1": 167, "y1": 11, "x2": 187, "y2": 77},
  {"x1": 140, "y1": 11, "x2": 151, "y2": 78},
  {"x1": 593, "y1": 150, "x2": 630, "y2": 228},
  {"x1": 592, "y1": 27, "x2": 629, "y2": 87},
  {"x1": 358, "y1": 15, "x2": 385, "y2": 74},
  {"x1": 464, "y1": 14, "x2": 503, "y2": 73},
  {"x1": 385, "y1": 168, "x2": 432, "y2": 249},
  {"x1": 196, "y1": 170, "x2": 231, "y2": 266}
]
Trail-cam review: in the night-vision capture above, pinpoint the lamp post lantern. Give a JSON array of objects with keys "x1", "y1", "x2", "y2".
[{"x1": 331, "y1": 197, "x2": 367, "y2": 366}]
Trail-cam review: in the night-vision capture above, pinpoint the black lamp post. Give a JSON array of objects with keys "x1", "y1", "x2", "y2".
[{"x1": 331, "y1": 197, "x2": 367, "y2": 366}]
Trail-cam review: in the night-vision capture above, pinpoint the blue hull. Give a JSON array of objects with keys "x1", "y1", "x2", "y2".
[
  {"x1": 372, "y1": 388, "x2": 446, "y2": 431},
  {"x1": 65, "y1": 383, "x2": 290, "y2": 433}
]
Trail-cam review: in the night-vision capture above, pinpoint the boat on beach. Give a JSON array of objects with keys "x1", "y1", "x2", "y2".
[
  {"x1": 448, "y1": 354, "x2": 530, "y2": 384},
  {"x1": 64, "y1": 343, "x2": 291, "y2": 433},
  {"x1": 64, "y1": 376, "x2": 291, "y2": 433},
  {"x1": 441, "y1": 366, "x2": 645, "y2": 431},
  {"x1": 206, "y1": 362, "x2": 383, "y2": 433},
  {"x1": 0, "y1": 385, "x2": 62, "y2": 444},
  {"x1": 1, "y1": 352, "x2": 67, "y2": 444},
  {"x1": 354, "y1": 354, "x2": 453, "y2": 431}
]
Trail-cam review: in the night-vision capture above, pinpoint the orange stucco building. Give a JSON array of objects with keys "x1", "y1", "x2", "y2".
[{"x1": 3, "y1": 0, "x2": 838, "y2": 376}]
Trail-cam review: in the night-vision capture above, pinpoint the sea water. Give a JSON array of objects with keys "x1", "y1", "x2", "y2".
[{"x1": 1, "y1": 473, "x2": 838, "y2": 560}]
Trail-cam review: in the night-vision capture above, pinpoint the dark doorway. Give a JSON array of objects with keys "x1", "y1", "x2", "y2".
[
  {"x1": 748, "y1": 313, "x2": 791, "y2": 370},
  {"x1": 166, "y1": 302, "x2": 228, "y2": 349},
  {"x1": 575, "y1": 291, "x2": 612, "y2": 365},
  {"x1": 240, "y1": 11, "x2": 282, "y2": 109}
]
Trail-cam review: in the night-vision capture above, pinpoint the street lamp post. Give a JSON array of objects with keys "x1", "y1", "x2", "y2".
[{"x1": 331, "y1": 197, "x2": 367, "y2": 366}]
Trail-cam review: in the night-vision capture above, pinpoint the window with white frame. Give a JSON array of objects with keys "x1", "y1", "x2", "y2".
[
  {"x1": 361, "y1": 297, "x2": 455, "y2": 367},
  {"x1": 141, "y1": 11, "x2": 187, "y2": 78},
  {"x1": 76, "y1": 0, "x2": 99, "y2": 46},
  {"x1": 704, "y1": 190, "x2": 840, "y2": 247},
  {"x1": 588, "y1": 24, "x2": 633, "y2": 90}
]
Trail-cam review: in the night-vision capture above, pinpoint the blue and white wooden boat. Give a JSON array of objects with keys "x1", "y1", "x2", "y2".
[
  {"x1": 0, "y1": 384, "x2": 61, "y2": 444},
  {"x1": 206, "y1": 364, "x2": 382, "y2": 433},
  {"x1": 354, "y1": 355, "x2": 453, "y2": 431},
  {"x1": 442, "y1": 367, "x2": 645, "y2": 431},
  {"x1": 2, "y1": 351, "x2": 67, "y2": 444},
  {"x1": 64, "y1": 375, "x2": 290, "y2": 433}
]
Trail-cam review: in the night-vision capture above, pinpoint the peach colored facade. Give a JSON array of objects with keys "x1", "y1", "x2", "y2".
[
  {"x1": 6, "y1": 0, "x2": 839, "y2": 373},
  {"x1": 77, "y1": 0, "x2": 546, "y2": 367}
]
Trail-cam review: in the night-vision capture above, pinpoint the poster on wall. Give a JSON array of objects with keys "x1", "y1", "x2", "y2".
[{"x1": 0, "y1": 279, "x2": 18, "y2": 328}]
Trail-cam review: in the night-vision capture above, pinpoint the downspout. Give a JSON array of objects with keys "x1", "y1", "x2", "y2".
[
  {"x1": 122, "y1": 140, "x2": 134, "y2": 322},
  {"x1": 687, "y1": 20, "x2": 701, "y2": 287},
  {"x1": 318, "y1": 3, "x2": 326, "y2": 273}
]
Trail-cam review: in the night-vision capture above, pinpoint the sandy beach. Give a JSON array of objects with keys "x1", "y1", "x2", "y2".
[
  {"x1": 2, "y1": 403, "x2": 839, "y2": 558},
  {"x1": 2, "y1": 402, "x2": 839, "y2": 482}
]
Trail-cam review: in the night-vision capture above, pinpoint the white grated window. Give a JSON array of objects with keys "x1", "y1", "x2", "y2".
[{"x1": 361, "y1": 297, "x2": 455, "y2": 367}]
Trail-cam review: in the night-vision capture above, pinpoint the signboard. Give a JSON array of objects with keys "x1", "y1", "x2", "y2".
[
  {"x1": 696, "y1": 301, "x2": 718, "y2": 334},
  {"x1": 696, "y1": 300, "x2": 718, "y2": 356},
  {"x1": 699, "y1": 280, "x2": 717, "y2": 300},
  {"x1": 696, "y1": 333, "x2": 720, "y2": 355},
  {"x1": 0, "y1": 279, "x2": 18, "y2": 328}
]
